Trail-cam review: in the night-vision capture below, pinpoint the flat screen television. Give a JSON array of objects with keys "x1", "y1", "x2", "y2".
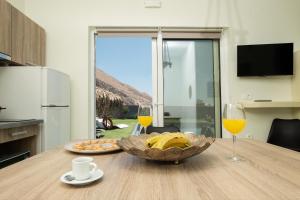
[{"x1": 237, "y1": 43, "x2": 293, "y2": 76}]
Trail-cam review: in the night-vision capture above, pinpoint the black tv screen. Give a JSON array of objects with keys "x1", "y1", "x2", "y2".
[{"x1": 237, "y1": 43, "x2": 293, "y2": 76}]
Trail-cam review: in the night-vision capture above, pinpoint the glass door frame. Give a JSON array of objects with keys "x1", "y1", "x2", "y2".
[
  {"x1": 153, "y1": 32, "x2": 222, "y2": 138},
  {"x1": 151, "y1": 30, "x2": 164, "y2": 127},
  {"x1": 90, "y1": 27, "x2": 223, "y2": 139}
]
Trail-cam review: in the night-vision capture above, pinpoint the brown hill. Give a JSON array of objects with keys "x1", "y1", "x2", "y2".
[{"x1": 96, "y1": 68, "x2": 152, "y2": 105}]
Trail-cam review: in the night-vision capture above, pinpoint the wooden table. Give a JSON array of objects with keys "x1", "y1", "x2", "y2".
[{"x1": 0, "y1": 139, "x2": 299, "y2": 200}]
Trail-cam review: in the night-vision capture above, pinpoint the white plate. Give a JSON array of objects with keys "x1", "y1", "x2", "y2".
[
  {"x1": 60, "y1": 169, "x2": 104, "y2": 185},
  {"x1": 64, "y1": 139, "x2": 121, "y2": 154}
]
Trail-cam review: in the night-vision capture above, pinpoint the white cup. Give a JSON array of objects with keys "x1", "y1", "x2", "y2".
[{"x1": 72, "y1": 157, "x2": 97, "y2": 181}]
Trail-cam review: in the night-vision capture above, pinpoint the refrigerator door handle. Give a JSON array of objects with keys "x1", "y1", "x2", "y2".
[{"x1": 41, "y1": 105, "x2": 70, "y2": 108}]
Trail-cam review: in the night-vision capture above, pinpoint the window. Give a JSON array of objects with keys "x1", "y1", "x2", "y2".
[
  {"x1": 163, "y1": 40, "x2": 220, "y2": 137},
  {"x1": 92, "y1": 27, "x2": 222, "y2": 138},
  {"x1": 95, "y1": 36, "x2": 152, "y2": 139}
]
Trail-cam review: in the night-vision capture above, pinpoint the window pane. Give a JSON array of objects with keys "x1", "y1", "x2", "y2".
[
  {"x1": 163, "y1": 40, "x2": 219, "y2": 137},
  {"x1": 95, "y1": 37, "x2": 152, "y2": 138}
]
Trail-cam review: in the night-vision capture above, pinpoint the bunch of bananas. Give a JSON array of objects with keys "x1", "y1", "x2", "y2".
[{"x1": 145, "y1": 133, "x2": 191, "y2": 150}]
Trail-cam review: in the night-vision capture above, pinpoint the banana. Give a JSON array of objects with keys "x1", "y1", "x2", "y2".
[
  {"x1": 161, "y1": 136, "x2": 191, "y2": 150},
  {"x1": 145, "y1": 134, "x2": 165, "y2": 147},
  {"x1": 145, "y1": 132, "x2": 182, "y2": 147},
  {"x1": 146, "y1": 133, "x2": 191, "y2": 150},
  {"x1": 151, "y1": 134, "x2": 173, "y2": 149}
]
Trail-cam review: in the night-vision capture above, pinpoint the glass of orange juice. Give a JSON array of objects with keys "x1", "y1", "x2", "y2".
[
  {"x1": 138, "y1": 104, "x2": 153, "y2": 134},
  {"x1": 223, "y1": 103, "x2": 246, "y2": 161}
]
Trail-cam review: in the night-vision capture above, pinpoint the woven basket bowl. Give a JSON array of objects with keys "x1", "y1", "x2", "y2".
[{"x1": 117, "y1": 133, "x2": 215, "y2": 163}]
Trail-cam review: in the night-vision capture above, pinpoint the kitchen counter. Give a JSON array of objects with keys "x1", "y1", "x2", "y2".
[
  {"x1": 0, "y1": 119, "x2": 43, "y2": 130},
  {"x1": 0, "y1": 139, "x2": 299, "y2": 200}
]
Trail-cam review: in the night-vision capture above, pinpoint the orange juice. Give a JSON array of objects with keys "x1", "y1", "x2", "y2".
[
  {"x1": 138, "y1": 116, "x2": 153, "y2": 127},
  {"x1": 223, "y1": 119, "x2": 246, "y2": 135}
]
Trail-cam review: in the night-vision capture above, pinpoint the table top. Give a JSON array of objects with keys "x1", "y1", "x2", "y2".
[{"x1": 0, "y1": 139, "x2": 299, "y2": 200}]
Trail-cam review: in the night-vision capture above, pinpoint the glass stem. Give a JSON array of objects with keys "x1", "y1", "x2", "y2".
[
  {"x1": 144, "y1": 126, "x2": 147, "y2": 134},
  {"x1": 232, "y1": 135, "x2": 236, "y2": 158}
]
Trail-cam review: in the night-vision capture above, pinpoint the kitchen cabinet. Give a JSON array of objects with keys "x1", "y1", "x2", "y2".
[
  {"x1": 0, "y1": 0, "x2": 11, "y2": 56},
  {"x1": 24, "y1": 17, "x2": 46, "y2": 66},
  {"x1": 24, "y1": 17, "x2": 35, "y2": 65},
  {"x1": 36, "y1": 25, "x2": 46, "y2": 66},
  {"x1": 40, "y1": 27, "x2": 46, "y2": 66},
  {"x1": 11, "y1": 6, "x2": 26, "y2": 64},
  {"x1": 0, "y1": 125, "x2": 39, "y2": 144},
  {"x1": 9, "y1": 3, "x2": 46, "y2": 66},
  {"x1": 0, "y1": 124, "x2": 40, "y2": 158}
]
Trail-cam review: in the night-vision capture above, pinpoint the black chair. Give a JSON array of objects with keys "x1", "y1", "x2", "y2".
[
  {"x1": 141, "y1": 125, "x2": 180, "y2": 134},
  {"x1": 267, "y1": 118, "x2": 300, "y2": 152}
]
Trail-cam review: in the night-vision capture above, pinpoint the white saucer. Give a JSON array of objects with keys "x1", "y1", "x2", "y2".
[{"x1": 60, "y1": 169, "x2": 104, "y2": 185}]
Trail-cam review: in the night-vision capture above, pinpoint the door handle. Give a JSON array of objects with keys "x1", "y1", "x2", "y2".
[
  {"x1": 11, "y1": 131, "x2": 28, "y2": 137},
  {"x1": 0, "y1": 106, "x2": 7, "y2": 110}
]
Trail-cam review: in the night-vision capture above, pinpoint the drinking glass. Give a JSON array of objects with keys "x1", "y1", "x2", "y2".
[
  {"x1": 138, "y1": 105, "x2": 153, "y2": 134},
  {"x1": 223, "y1": 103, "x2": 246, "y2": 161}
]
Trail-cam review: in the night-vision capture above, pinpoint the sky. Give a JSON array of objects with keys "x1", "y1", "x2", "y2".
[{"x1": 96, "y1": 37, "x2": 152, "y2": 96}]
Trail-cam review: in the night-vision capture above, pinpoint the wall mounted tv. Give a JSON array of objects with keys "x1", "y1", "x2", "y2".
[{"x1": 237, "y1": 43, "x2": 293, "y2": 76}]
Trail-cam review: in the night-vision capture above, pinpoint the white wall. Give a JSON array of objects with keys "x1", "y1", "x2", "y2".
[
  {"x1": 7, "y1": 0, "x2": 25, "y2": 12},
  {"x1": 164, "y1": 42, "x2": 197, "y2": 133},
  {"x1": 16, "y1": 0, "x2": 300, "y2": 140},
  {"x1": 164, "y1": 54, "x2": 184, "y2": 107},
  {"x1": 182, "y1": 42, "x2": 196, "y2": 107},
  {"x1": 181, "y1": 42, "x2": 197, "y2": 132}
]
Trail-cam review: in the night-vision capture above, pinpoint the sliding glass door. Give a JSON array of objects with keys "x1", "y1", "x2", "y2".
[
  {"x1": 94, "y1": 28, "x2": 222, "y2": 138},
  {"x1": 162, "y1": 40, "x2": 221, "y2": 137}
]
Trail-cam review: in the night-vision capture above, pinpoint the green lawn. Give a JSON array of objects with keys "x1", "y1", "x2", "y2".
[{"x1": 102, "y1": 119, "x2": 138, "y2": 139}]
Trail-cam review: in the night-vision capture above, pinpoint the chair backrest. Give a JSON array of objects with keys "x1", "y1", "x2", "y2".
[
  {"x1": 145, "y1": 125, "x2": 180, "y2": 134},
  {"x1": 267, "y1": 118, "x2": 300, "y2": 152}
]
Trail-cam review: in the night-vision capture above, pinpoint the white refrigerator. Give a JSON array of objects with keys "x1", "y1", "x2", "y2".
[{"x1": 0, "y1": 67, "x2": 70, "y2": 152}]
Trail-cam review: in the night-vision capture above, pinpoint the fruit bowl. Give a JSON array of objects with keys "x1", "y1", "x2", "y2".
[{"x1": 117, "y1": 133, "x2": 215, "y2": 163}]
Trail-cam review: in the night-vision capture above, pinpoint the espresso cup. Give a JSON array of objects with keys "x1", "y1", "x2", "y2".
[{"x1": 72, "y1": 157, "x2": 97, "y2": 181}]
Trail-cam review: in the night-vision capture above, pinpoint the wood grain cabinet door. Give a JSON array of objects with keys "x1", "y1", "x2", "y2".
[
  {"x1": 24, "y1": 17, "x2": 46, "y2": 66},
  {"x1": 11, "y1": 6, "x2": 26, "y2": 64},
  {"x1": 32, "y1": 21, "x2": 41, "y2": 65},
  {"x1": 24, "y1": 16, "x2": 32, "y2": 65},
  {"x1": 0, "y1": 0, "x2": 12, "y2": 56},
  {"x1": 40, "y1": 28, "x2": 46, "y2": 66},
  {"x1": 2, "y1": 1, "x2": 46, "y2": 66},
  {"x1": 24, "y1": 17, "x2": 38, "y2": 66},
  {"x1": 35, "y1": 25, "x2": 46, "y2": 66}
]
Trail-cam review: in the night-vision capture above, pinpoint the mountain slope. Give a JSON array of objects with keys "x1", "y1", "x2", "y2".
[{"x1": 96, "y1": 68, "x2": 152, "y2": 105}]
